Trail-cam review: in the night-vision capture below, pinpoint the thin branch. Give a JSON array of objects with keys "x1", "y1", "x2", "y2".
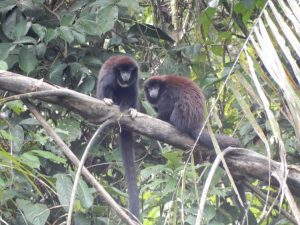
[
  {"x1": 67, "y1": 119, "x2": 116, "y2": 225},
  {"x1": 244, "y1": 181, "x2": 297, "y2": 225}
]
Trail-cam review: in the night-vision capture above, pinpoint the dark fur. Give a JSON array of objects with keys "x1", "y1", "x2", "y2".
[
  {"x1": 96, "y1": 55, "x2": 139, "y2": 218},
  {"x1": 144, "y1": 75, "x2": 246, "y2": 207},
  {"x1": 144, "y1": 75, "x2": 241, "y2": 149}
]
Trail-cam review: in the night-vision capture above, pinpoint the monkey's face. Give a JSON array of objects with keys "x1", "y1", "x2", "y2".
[
  {"x1": 115, "y1": 64, "x2": 138, "y2": 88},
  {"x1": 144, "y1": 79, "x2": 164, "y2": 104}
]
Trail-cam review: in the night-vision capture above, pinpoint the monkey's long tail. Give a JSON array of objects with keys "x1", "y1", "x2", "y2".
[
  {"x1": 192, "y1": 130, "x2": 242, "y2": 150},
  {"x1": 120, "y1": 130, "x2": 140, "y2": 219}
]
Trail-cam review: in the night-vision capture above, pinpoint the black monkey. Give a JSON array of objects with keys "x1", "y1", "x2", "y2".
[
  {"x1": 96, "y1": 55, "x2": 139, "y2": 218},
  {"x1": 144, "y1": 75, "x2": 241, "y2": 149},
  {"x1": 144, "y1": 75, "x2": 246, "y2": 207}
]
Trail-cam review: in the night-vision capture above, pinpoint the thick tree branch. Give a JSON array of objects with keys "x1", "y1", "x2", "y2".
[{"x1": 1, "y1": 71, "x2": 300, "y2": 199}]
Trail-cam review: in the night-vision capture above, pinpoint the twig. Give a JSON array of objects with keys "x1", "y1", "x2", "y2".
[
  {"x1": 1, "y1": 90, "x2": 74, "y2": 103},
  {"x1": 244, "y1": 181, "x2": 297, "y2": 224},
  {"x1": 67, "y1": 119, "x2": 115, "y2": 225}
]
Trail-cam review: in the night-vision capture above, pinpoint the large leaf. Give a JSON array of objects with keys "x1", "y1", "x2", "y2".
[
  {"x1": 0, "y1": 0, "x2": 16, "y2": 13},
  {"x1": 0, "y1": 43, "x2": 16, "y2": 60},
  {"x1": 0, "y1": 60, "x2": 8, "y2": 70},
  {"x1": 44, "y1": 28, "x2": 58, "y2": 44},
  {"x1": 76, "y1": 179, "x2": 94, "y2": 209},
  {"x1": 96, "y1": 5, "x2": 118, "y2": 33},
  {"x1": 32, "y1": 23, "x2": 47, "y2": 40},
  {"x1": 58, "y1": 26, "x2": 74, "y2": 43},
  {"x1": 56, "y1": 118, "x2": 82, "y2": 144},
  {"x1": 30, "y1": 150, "x2": 67, "y2": 164},
  {"x1": 16, "y1": 199, "x2": 50, "y2": 225},
  {"x1": 78, "y1": 75, "x2": 96, "y2": 94},
  {"x1": 18, "y1": 45, "x2": 38, "y2": 74},
  {"x1": 19, "y1": 152, "x2": 41, "y2": 169},
  {"x1": 74, "y1": 16, "x2": 101, "y2": 35},
  {"x1": 11, "y1": 125, "x2": 24, "y2": 153},
  {"x1": 49, "y1": 63, "x2": 67, "y2": 84},
  {"x1": 55, "y1": 174, "x2": 73, "y2": 210}
]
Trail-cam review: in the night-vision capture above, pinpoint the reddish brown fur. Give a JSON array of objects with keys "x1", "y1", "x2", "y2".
[
  {"x1": 144, "y1": 75, "x2": 245, "y2": 207},
  {"x1": 100, "y1": 55, "x2": 138, "y2": 69},
  {"x1": 144, "y1": 75, "x2": 241, "y2": 149}
]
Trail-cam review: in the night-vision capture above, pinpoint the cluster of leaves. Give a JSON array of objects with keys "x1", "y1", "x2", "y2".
[{"x1": 1, "y1": 0, "x2": 296, "y2": 225}]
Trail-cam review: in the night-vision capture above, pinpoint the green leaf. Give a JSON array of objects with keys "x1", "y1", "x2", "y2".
[
  {"x1": 11, "y1": 125, "x2": 24, "y2": 153},
  {"x1": 78, "y1": 76, "x2": 95, "y2": 94},
  {"x1": 0, "y1": 60, "x2": 8, "y2": 70},
  {"x1": 49, "y1": 63, "x2": 67, "y2": 84},
  {"x1": 69, "y1": 62, "x2": 82, "y2": 78},
  {"x1": 241, "y1": 0, "x2": 255, "y2": 10},
  {"x1": 58, "y1": 26, "x2": 74, "y2": 43},
  {"x1": 140, "y1": 165, "x2": 172, "y2": 180},
  {"x1": 81, "y1": 56, "x2": 102, "y2": 67},
  {"x1": 72, "y1": 29, "x2": 86, "y2": 43},
  {"x1": 13, "y1": 20, "x2": 32, "y2": 39},
  {"x1": 32, "y1": 23, "x2": 47, "y2": 39},
  {"x1": 198, "y1": 7, "x2": 216, "y2": 37},
  {"x1": 163, "y1": 149, "x2": 182, "y2": 170},
  {"x1": 0, "y1": 43, "x2": 16, "y2": 60},
  {"x1": 76, "y1": 179, "x2": 94, "y2": 209},
  {"x1": 16, "y1": 199, "x2": 50, "y2": 225},
  {"x1": 5, "y1": 100, "x2": 25, "y2": 114},
  {"x1": 13, "y1": 36, "x2": 37, "y2": 44},
  {"x1": 96, "y1": 6, "x2": 118, "y2": 33},
  {"x1": 55, "y1": 174, "x2": 73, "y2": 210},
  {"x1": 5, "y1": 54, "x2": 18, "y2": 69},
  {"x1": 61, "y1": 14, "x2": 76, "y2": 26},
  {"x1": 73, "y1": 213, "x2": 92, "y2": 225},
  {"x1": 118, "y1": 0, "x2": 141, "y2": 14},
  {"x1": 44, "y1": 28, "x2": 58, "y2": 44},
  {"x1": 74, "y1": 17, "x2": 101, "y2": 35},
  {"x1": 89, "y1": 0, "x2": 115, "y2": 8},
  {"x1": 0, "y1": 130, "x2": 13, "y2": 140},
  {"x1": 35, "y1": 43, "x2": 46, "y2": 58},
  {"x1": 19, "y1": 118, "x2": 39, "y2": 125},
  {"x1": 0, "y1": 0, "x2": 16, "y2": 13},
  {"x1": 211, "y1": 45, "x2": 224, "y2": 56},
  {"x1": 20, "y1": 152, "x2": 41, "y2": 169},
  {"x1": 56, "y1": 118, "x2": 82, "y2": 144},
  {"x1": 2, "y1": 9, "x2": 17, "y2": 39},
  {"x1": 30, "y1": 150, "x2": 67, "y2": 164},
  {"x1": 18, "y1": 45, "x2": 38, "y2": 75}
]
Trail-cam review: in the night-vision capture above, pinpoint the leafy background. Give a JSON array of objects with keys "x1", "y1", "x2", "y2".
[{"x1": 1, "y1": 0, "x2": 299, "y2": 224}]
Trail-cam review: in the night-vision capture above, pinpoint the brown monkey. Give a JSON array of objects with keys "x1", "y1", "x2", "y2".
[
  {"x1": 144, "y1": 75, "x2": 246, "y2": 207},
  {"x1": 96, "y1": 55, "x2": 139, "y2": 218},
  {"x1": 143, "y1": 75, "x2": 241, "y2": 149}
]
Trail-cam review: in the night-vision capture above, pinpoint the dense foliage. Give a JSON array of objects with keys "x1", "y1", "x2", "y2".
[{"x1": 1, "y1": 0, "x2": 299, "y2": 224}]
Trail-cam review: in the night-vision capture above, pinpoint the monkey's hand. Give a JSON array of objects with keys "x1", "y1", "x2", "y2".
[
  {"x1": 128, "y1": 108, "x2": 138, "y2": 119},
  {"x1": 103, "y1": 98, "x2": 114, "y2": 106}
]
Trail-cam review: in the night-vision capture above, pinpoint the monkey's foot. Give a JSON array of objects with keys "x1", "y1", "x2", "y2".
[
  {"x1": 128, "y1": 108, "x2": 138, "y2": 119},
  {"x1": 103, "y1": 98, "x2": 114, "y2": 106}
]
